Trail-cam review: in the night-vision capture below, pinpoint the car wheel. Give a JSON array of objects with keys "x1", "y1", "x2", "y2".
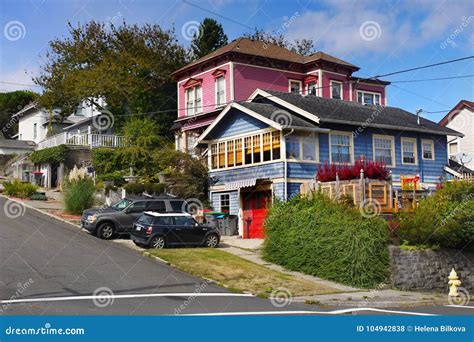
[
  {"x1": 149, "y1": 236, "x2": 166, "y2": 249},
  {"x1": 204, "y1": 234, "x2": 219, "y2": 248},
  {"x1": 97, "y1": 222, "x2": 116, "y2": 240}
]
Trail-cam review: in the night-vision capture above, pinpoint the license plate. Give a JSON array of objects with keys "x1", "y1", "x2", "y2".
[{"x1": 135, "y1": 225, "x2": 143, "y2": 231}]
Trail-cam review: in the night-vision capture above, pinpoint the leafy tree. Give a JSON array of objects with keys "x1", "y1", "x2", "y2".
[
  {"x1": 34, "y1": 21, "x2": 188, "y2": 137},
  {"x1": 191, "y1": 18, "x2": 228, "y2": 59},
  {"x1": 0, "y1": 90, "x2": 38, "y2": 138},
  {"x1": 244, "y1": 29, "x2": 315, "y2": 56},
  {"x1": 153, "y1": 147, "x2": 208, "y2": 202}
]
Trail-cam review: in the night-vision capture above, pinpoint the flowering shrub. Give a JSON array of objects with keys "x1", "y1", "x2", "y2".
[
  {"x1": 68, "y1": 165, "x2": 89, "y2": 182},
  {"x1": 316, "y1": 160, "x2": 389, "y2": 182}
]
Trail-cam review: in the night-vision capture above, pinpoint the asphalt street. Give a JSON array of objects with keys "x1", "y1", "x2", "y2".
[{"x1": 0, "y1": 197, "x2": 472, "y2": 316}]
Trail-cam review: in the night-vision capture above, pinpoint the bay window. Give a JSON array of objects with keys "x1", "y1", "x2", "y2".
[
  {"x1": 330, "y1": 132, "x2": 353, "y2": 164},
  {"x1": 401, "y1": 138, "x2": 417, "y2": 165},
  {"x1": 373, "y1": 135, "x2": 395, "y2": 166}
]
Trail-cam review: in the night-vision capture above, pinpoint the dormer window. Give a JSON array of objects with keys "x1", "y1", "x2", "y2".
[
  {"x1": 357, "y1": 91, "x2": 381, "y2": 106},
  {"x1": 185, "y1": 85, "x2": 202, "y2": 116},
  {"x1": 330, "y1": 81, "x2": 342, "y2": 100},
  {"x1": 74, "y1": 104, "x2": 84, "y2": 116},
  {"x1": 289, "y1": 80, "x2": 302, "y2": 94}
]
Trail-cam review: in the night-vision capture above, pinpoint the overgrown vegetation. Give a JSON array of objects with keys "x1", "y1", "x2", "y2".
[
  {"x1": 263, "y1": 193, "x2": 390, "y2": 288},
  {"x1": 396, "y1": 181, "x2": 474, "y2": 250},
  {"x1": 30, "y1": 145, "x2": 69, "y2": 164},
  {"x1": 3, "y1": 180, "x2": 38, "y2": 198},
  {"x1": 63, "y1": 167, "x2": 95, "y2": 214}
]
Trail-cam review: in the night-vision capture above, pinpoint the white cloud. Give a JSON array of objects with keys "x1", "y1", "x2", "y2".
[{"x1": 0, "y1": 68, "x2": 40, "y2": 93}]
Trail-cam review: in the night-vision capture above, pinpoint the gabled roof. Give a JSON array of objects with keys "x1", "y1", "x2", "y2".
[
  {"x1": 448, "y1": 158, "x2": 474, "y2": 175},
  {"x1": 0, "y1": 133, "x2": 35, "y2": 149},
  {"x1": 172, "y1": 37, "x2": 358, "y2": 77},
  {"x1": 251, "y1": 89, "x2": 463, "y2": 137},
  {"x1": 439, "y1": 100, "x2": 474, "y2": 126}
]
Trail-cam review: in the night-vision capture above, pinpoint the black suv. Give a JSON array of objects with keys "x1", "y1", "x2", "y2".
[
  {"x1": 131, "y1": 212, "x2": 220, "y2": 249},
  {"x1": 81, "y1": 196, "x2": 187, "y2": 239}
]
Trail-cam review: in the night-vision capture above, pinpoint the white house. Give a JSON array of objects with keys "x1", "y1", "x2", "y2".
[{"x1": 440, "y1": 100, "x2": 474, "y2": 174}]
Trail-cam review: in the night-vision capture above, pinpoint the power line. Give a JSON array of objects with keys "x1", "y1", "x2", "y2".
[
  {"x1": 0, "y1": 81, "x2": 41, "y2": 87},
  {"x1": 390, "y1": 74, "x2": 474, "y2": 83},
  {"x1": 372, "y1": 56, "x2": 474, "y2": 79}
]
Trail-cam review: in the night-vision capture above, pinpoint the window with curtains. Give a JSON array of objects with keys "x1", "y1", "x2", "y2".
[
  {"x1": 209, "y1": 131, "x2": 281, "y2": 170},
  {"x1": 285, "y1": 134, "x2": 318, "y2": 161},
  {"x1": 373, "y1": 135, "x2": 394, "y2": 166},
  {"x1": 401, "y1": 138, "x2": 417, "y2": 164},
  {"x1": 185, "y1": 86, "x2": 202, "y2": 115},
  {"x1": 330, "y1": 132, "x2": 352, "y2": 163}
]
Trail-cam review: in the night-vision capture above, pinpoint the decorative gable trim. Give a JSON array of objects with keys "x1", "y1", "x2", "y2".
[
  {"x1": 182, "y1": 78, "x2": 203, "y2": 89},
  {"x1": 211, "y1": 69, "x2": 227, "y2": 78}
]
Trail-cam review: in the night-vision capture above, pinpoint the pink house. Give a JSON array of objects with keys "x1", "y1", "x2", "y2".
[{"x1": 171, "y1": 37, "x2": 389, "y2": 154}]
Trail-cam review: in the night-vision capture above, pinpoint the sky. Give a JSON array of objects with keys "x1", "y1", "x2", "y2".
[{"x1": 0, "y1": 0, "x2": 473, "y2": 122}]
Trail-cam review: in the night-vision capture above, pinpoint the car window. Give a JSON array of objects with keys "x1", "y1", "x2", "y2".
[
  {"x1": 111, "y1": 198, "x2": 132, "y2": 210},
  {"x1": 170, "y1": 200, "x2": 186, "y2": 212},
  {"x1": 137, "y1": 214, "x2": 154, "y2": 225},
  {"x1": 155, "y1": 217, "x2": 174, "y2": 225},
  {"x1": 127, "y1": 201, "x2": 147, "y2": 213},
  {"x1": 147, "y1": 201, "x2": 166, "y2": 212},
  {"x1": 174, "y1": 216, "x2": 196, "y2": 226}
]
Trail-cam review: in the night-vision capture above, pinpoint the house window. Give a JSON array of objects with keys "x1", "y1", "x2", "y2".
[
  {"x1": 401, "y1": 138, "x2": 417, "y2": 165},
  {"x1": 272, "y1": 131, "x2": 281, "y2": 160},
  {"x1": 357, "y1": 91, "x2": 381, "y2": 105},
  {"x1": 286, "y1": 136, "x2": 300, "y2": 159},
  {"x1": 33, "y1": 123, "x2": 37, "y2": 139},
  {"x1": 263, "y1": 132, "x2": 271, "y2": 161},
  {"x1": 244, "y1": 137, "x2": 252, "y2": 164},
  {"x1": 286, "y1": 134, "x2": 318, "y2": 161},
  {"x1": 235, "y1": 139, "x2": 243, "y2": 166},
  {"x1": 220, "y1": 194, "x2": 230, "y2": 213},
  {"x1": 218, "y1": 142, "x2": 225, "y2": 168},
  {"x1": 185, "y1": 86, "x2": 203, "y2": 115},
  {"x1": 227, "y1": 140, "x2": 235, "y2": 167},
  {"x1": 331, "y1": 81, "x2": 342, "y2": 100},
  {"x1": 307, "y1": 82, "x2": 317, "y2": 95},
  {"x1": 216, "y1": 76, "x2": 225, "y2": 107},
  {"x1": 449, "y1": 142, "x2": 458, "y2": 156},
  {"x1": 289, "y1": 80, "x2": 302, "y2": 94},
  {"x1": 422, "y1": 140, "x2": 435, "y2": 160},
  {"x1": 186, "y1": 134, "x2": 197, "y2": 153},
  {"x1": 74, "y1": 104, "x2": 84, "y2": 116},
  {"x1": 373, "y1": 135, "x2": 395, "y2": 166},
  {"x1": 211, "y1": 144, "x2": 218, "y2": 169},
  {"x1": 330, "y1": 132, "x2": 352, "y2": 164},
  {"x1": 302, "y1": 134, "x2": 317, "y2": 161}
]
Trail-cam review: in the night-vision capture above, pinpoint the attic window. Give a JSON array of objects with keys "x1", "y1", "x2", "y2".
[
  {"x1": 357, "y1": 91, "x2": 381, "y2": 106},
  {"x1": 289, "y1": 80, "x2": 302, "y2": 94}
]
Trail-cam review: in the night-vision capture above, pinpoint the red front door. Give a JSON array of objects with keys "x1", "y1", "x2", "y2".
[{"x1": 242, "y1": 190, "x2": 272, "y2": 239}]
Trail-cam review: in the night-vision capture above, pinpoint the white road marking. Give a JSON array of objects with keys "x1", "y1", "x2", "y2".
[
  {"x1": 0, "y1": 292, "x2": 254, "y2": 305},
  {"x1": 445, "y1": 304, "x2": 474, "y2": 309},
  {"x1": 183, "y1": 308, "x2": 437, "y2": 316}
]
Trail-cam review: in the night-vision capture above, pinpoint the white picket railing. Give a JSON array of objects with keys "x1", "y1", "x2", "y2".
[{"x1": 37, "y1": 132, "x2": 126, "y2": 150}]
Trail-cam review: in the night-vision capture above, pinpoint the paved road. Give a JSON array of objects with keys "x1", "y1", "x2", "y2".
[{"x1": 0, "y1": 197, "x2": 471, "y2": 316}]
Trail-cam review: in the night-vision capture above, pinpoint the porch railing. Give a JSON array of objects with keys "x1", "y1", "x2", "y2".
[{"x1": 36, "y1": 132, "x2": 126, "y2": 150}]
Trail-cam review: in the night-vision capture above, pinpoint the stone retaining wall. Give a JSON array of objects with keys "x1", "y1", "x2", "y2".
[{"x1": 389, "y1": 245, "x2": 473, "y2": 292}]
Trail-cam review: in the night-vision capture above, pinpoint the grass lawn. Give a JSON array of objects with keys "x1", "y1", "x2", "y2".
[{"x1": 147, "y1": 248, "x2": 339, "y2": 298}]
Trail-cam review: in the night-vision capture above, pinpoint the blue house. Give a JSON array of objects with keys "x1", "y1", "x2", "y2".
[{"x1": 197, "y1": 89, "x2": 462, "y2": 238}]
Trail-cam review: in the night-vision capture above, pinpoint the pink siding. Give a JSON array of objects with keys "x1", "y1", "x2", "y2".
[
  {"x1": 234, "y1": 64, "x2": 304, "y2": 100},
  {"x1": 321, "y1": 71, "x2": 350, "y2": 100},
  {"x1": 177, "y1": 64, "x2": 231, "y2": 117},
  {"x1": 352, "y1": 83, "x2": 386, "y2": 105}
]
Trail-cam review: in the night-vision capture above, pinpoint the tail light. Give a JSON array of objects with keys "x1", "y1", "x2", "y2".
[{"x1": 146, "y1": 226, "x2": 153, "y2": 235}]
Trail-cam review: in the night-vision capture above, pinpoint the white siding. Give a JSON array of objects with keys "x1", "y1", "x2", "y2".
[
  {"x1": 445, "y1": 107, "x2": 474, "y2": 169},
  {"x1": 17, "y1": 108, "x2": 49, "y2": 143}
]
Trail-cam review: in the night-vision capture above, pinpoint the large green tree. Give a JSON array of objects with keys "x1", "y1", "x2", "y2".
[
  {"x1": 244, "y1": 29, "x2": 315, "y2": 56},
  {"x1": 191, "y1": 18, "x2": 228, "y2": 59},
  {"x1": 0, "y1": 90, "x2": 38, "y2": 138},
  {"x1": 34, "y1": 21, "x2": 188, "y2": 137}
]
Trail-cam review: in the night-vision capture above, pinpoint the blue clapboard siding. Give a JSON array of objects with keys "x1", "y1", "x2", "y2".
[
  {"x1": 208, "y1": 109, "x2": 268, "y2": 140},
  {"x1": 287, "y1": 162, "x2": 318, "y2": 179},
  {"x1": 273, "y1": 183, "x2": 285, "y2": 200},
  {"x1": 210, "y1": 162, "x2": 285, "y2": 185},
  {"x1": 287, "y1": 183, "x2": 302, "y2": 199},
  {"x1": 210, "y1": 191, "x2": 239, "y2": 215}
]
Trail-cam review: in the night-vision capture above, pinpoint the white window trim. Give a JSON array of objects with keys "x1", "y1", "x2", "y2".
[
  {"x1": 215, "y1": 76, "x2": 226, "y2": 108},
  {"x1": 448, "y1": 140, "x2": 459, "y2": 157},
  {"x1": 421, "y1": 139, "x2": 435, "y2": 160},
  {"x1": 288, "y1": 79, "x2": 302, "y2": 94},
  {"x1": 185, "y1": 86, "x2": 203, "y2": 116},
  {"x1": 329, "y1": 131, "x2": 354, "y2": 164},
  {"x1": 285, "y1": 134, "x2": 319, "y2": 163},
  {"x1": 372, "y1": 134, "x2": 395, "y2": 167},
  {"x1": 356, "y1": 90, "x2": 381, "y2": 105},
  {"x1": 401, "y1": 137, "x2": 418, "y2": 165},
  {"x1": 330, "y1": 80, "x2": 343, "y2": 100},
  {"x1": 306, "y1": 82, "x2": 317, "y2": 96}
]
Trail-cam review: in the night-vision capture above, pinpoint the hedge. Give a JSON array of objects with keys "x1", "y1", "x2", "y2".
[
  {"x1": 263, "y1": 194, "x2": 390, "y2": 288},
  {"x1": 30, "y1": 145, "x2": 69, "y2": 164}
]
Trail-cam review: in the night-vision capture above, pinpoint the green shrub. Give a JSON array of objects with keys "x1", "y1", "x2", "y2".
[
  {"x1": 3, "y1": 180, "x2": 38, "y2": 198},
  {"x1": 397, "y1": 181, "x2": 474, "y2": 250},
  {"x1": 263, "y1": 193, "x2": 390, "y2": 288},
  {"x1": 30, "y1": 145, "x2": 69, "y2": 164},
  {"x1": 97, "y1": 171, "x2": 125, "y2": 187},
  {"x1": 63, "y1": 178, "x2": 95, "y2": 215},
  {"x1": 123, "y1": 182, "x2": 145, "y2": 195},
  {"x1": 144, "y1": 182, "x2": 166, "y2": 195}
]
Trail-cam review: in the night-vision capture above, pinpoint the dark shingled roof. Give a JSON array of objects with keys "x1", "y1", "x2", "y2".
[
  {"x1": 255, "y1": 90, "x2": 462, "y2": 136},
  {"x1": 448, "y1": 159, "x2": 474, "y2": 174},
  {"x1": 0, "y1": 135, "x2": 35, "y2": 149}
]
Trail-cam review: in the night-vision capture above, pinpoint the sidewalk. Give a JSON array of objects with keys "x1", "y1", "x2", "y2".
[{"x1": 220, "y1": 236, "x2": 450, "y2": 307}]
